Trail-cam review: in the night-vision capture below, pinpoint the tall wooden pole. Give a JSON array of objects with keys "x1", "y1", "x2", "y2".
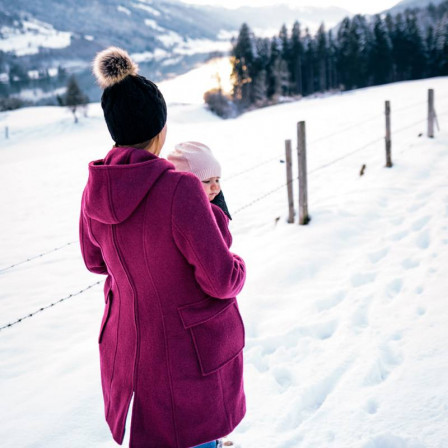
[
  {"x1": 428, "y1": 88, "x2": 434, "y2": 138},
  {"x1": 285, "y1": 139, "x2": 294, "y2": 223},
  {"x1": 385, "y1": 100, "x2": 393, "y2": 168},
  {"x1": 297, "y1": 121, "x2": 310, "y2": 225}
]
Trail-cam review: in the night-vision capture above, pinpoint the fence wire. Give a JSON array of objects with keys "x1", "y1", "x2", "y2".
[
  {"x1": 0, "y1": 241, "x2": 77, "y2": 274},
  {"x1": 0, "y1": 99, "x2": 445, "y2": 331},
  {"x1": 0, "y1": 280, "x2": 102, "y2": 332}
]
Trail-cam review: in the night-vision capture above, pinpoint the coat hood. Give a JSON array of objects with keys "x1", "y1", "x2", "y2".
[{"x1": 84, "y1": 146, "x2": 174, "y2": 224}]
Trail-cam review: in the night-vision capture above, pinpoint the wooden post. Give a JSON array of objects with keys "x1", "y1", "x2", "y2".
[
  {"x1": 297, "y1": 121, "x2": 310, "y2": 225},
  {"x1": 285, "y1": 139, "x2": 294, "y2": 223},
  {"x1": 5, "y1": 126, "x2": 8, "y2": 139},
  {"x1": 385, "y1": 101, "x2": 393, "y2": 168},
  {"x1": 428, "y1": 89, "x2": 434, "y2": 138}
]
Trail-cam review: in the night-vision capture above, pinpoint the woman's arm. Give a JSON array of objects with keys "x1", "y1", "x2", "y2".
[
  {"x1": 210, "y1": 203, "x2": 232, "y2": 248},
  {"x1": 172, "y1": 173, "x2": 245, "y2": 299},
  {"x1": 79, "y1": 193, "x2": 108, "y2": 275}
]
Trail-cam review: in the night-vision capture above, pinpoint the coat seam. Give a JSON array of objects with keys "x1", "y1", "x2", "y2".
[
  {"x1": 106, "y1": 225, "x2": 122, "y2": 421},
  {"x1": 110, "y1": 224, "x2": 140, "y2": 441},
  {"x1": 85, "y1": 215, "x2": 118, "y2": 420},
  {"x1": 106, "y1": 170, "x2": 119, "y2": 223},
  {"x1": 144, "y1": 193, "x2": 181, "y2": 448},
  {"x1": 218, "y1": 368, "x2": 231, "y2": 431}
]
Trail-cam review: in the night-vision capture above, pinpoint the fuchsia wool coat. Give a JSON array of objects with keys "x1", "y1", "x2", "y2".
[{"x1": 79, "y1": 146, "x2": 246, "y2": 448}]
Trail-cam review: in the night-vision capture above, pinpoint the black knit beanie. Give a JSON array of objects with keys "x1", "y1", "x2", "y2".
[{"x1": 93, "y1": 47, "x2": 167, "y2": 145}]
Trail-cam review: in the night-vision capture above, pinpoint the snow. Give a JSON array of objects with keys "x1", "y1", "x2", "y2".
[
  {"x1": 1, "y1": 59, "x2": 448, "y2": 448},
  {"x1": 117, "y1": 5, "x2": 132, "y2": 15},
  {"x1": 0, "y1": 19, "x2": 71, "y2": 56},
  {"x1": 131, "y1": 1, "x2": 161, "y2": 16},
  {"x1": 14, "y1": 86, "x2": 66, "y2": 102},
  {"x1": 144, "y1": 18, "x2": 164, "y2": 31},
  {"x1": 130, "y1": 48, "x2": 169, "y2": 63},
  {"x1": 158, "y1": 57, "x2": 233, "y2": 103}
]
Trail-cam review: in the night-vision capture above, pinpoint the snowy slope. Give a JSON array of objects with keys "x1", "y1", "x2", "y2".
[{"x1": 1, "y1": 68, "x2": 448, "y2": 448}]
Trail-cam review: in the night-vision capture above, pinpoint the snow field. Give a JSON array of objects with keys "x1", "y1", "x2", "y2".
[{"x1": 1, "y1": 71, "x2": 448, "y2": 447}]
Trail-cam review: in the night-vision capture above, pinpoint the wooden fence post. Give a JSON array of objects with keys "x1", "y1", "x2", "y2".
[
  {"x1": 428, "y1": 89, "x2": 434, "y2": 138},
  {"x1": 5, "y1": 126, "x2": 8, "y2": 139},
  {"x1": 297, "y1": 121, "x2": 310, "y2": 225},
  {"x1": 385, "y1": 101, "x2": 393, "y2": 168},
  {"x1": 285, "y1": 139, "x2": 294, "y2": 223}
]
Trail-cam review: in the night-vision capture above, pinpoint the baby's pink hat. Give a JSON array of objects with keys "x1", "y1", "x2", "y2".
[{"x1": 167, "y1": 141, "x2": 221, "y2": 181}]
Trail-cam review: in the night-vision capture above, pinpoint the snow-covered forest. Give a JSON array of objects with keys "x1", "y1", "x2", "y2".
[{"x1": 230, "y1": 1, "x2": 448, "y2": 109}]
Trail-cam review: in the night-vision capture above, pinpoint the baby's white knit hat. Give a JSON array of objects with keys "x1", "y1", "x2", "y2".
[{"x1": 167, "y1": 141, "x2": 221, "y2": 181}]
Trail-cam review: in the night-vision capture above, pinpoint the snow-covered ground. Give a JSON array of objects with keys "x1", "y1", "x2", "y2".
[
  {"x1": 1, "y1": 66, "x2": 448, "y2": 448},
  {"x1": 0, "y1": 19, "x2": 71, "y2": 56}
]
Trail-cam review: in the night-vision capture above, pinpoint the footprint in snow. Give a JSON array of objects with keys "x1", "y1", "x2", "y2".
[
  {"x1": 416, "y1": 191, "x2": 430, "y2": 200},
  {"x1": 402, "y1": 258, "x2": 420, "y2": 270},
  {"x1": 390, "y1": 216, "x2": 404, "y2": 226},
  {"x1": 365, "y1": 398, "x2": 379, "y2": 415},
  {"x1": 351, "y1": 295, "x2": 372, "y2": 333},
  {"x1": 407, "y1": 201, "x2": 425, "y2": 213},
  {"x1": 363, "y1": 344, "x2": 403, "y2": 387},
  {"x1": 415, "y1": 285, "x2": 424, "y2": 295},
  {"x1": 278, "y1": 361, "x2": 350, "y2": 431},
  {"x1": 315, "y1": 290, "x2": 346, "y2": 312},
  {"x1": 363, "y1": 434, "x2": 425, "y2": 448},
  {"x1": 271, "y1": 365, "x2": 294, "y2": 392},
  {"x1": 415, "y1": 229, "x2": 430, "y2": 250},
  {"x1": 259, "y1": 320, "x2": 339, "y2": 356},
  {"x1": 416, "y1": 306, "x2": 426, "y2": 317},
  {"x1": 368, "y1": 247, "x2": 389, "y2": 264},
  {"x1": 411, "y1": 215, "x2": 431, "y2": 232},
  {"x1": 390, "y1": 230, "x2": 408, "y2": 241},
  {"x1": 351, "y1": 272, "x2": 376, "y2": 287},
  {"x1": 385, "y1": 278, "x2": 403, "y2": 300}
]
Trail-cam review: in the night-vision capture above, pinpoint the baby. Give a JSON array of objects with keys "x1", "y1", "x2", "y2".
[
  {"x1": 167, "y1": 141, "x2": 232, "y2": 247},
  {"x1": 168, "y1": 142, "x2": 236, "y2": 448}
]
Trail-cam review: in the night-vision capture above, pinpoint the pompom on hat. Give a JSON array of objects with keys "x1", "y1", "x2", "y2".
[
  {"x1": 93, "y1": 47, "x2": 167, "y2": 145},
  {"x1": 167, "y1": 142, "x2": 221, "y2": 181}
]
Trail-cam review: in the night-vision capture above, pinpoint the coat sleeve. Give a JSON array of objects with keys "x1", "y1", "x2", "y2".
[
  {"x1": 211, "y1": 203, "x2": 232, "y2": 248},
  {"x1": 172, "y1": 174, "x2": 246, "y2": 299},
  {"x1": 79, "y1": 196, "x2": 108, "y2": 275}
]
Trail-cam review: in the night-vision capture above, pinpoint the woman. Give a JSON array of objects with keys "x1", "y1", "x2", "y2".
[{"x1": 79, "y1": 47, "x2": 247, "y2": 448}]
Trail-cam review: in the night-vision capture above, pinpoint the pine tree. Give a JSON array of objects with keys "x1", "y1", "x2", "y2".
[
  {"x1": 327, "y1": 30, "x2": 339, "y2": 90},
  {"x1": 290, "y1": 21, "x2": 304, "y2": 95},
  {"x1": 65, "y1": 76, "x2": 88, "y2": 123},
  {"x1": 231, "y1": 23, "x2": 255, "y2": 107},
  {"x1": 252, "y1": 37, "x2": 271, "y2": 105},
  {"x1": 370, "y1": 15, "x2": 393, "y2": 85},
  {"x1": 336, "y1": 17, "x2": 354, "y2": 89},
  {"x1": 278, "y1": 25, "x2": 291, "y2": 96},
  {"x1": 316, "y1": 23, "x2": 328, "y2": 92},
  {"x1": 425, "y1": 25, "x2": 438, "y2": 77},
  {"x1": 439, "y1": 18, "x2": 448, "y2": 75},
  {"x1": 302, "y1": 28, "x2": 316, "y2": 95},
  {"x1": 405, "y1": 11, "x2": 426, "y2": 79},
  {"x1": 351, "y1": 15, "x2": 372, "y2": 88},
  {"x1": 267, "y1": 37, "x2": 282, "y2": 99},
  {"x1": 391, "y1": 13, "x2": 408, "y2": 80}
]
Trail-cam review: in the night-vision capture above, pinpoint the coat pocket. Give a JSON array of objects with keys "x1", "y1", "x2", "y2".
[
  {"x1": 178, "y1": 298, "x2": 245, "y2": 376},
  {"x1": 98, "y1": 289, "x2": 112, "y2": 344}
]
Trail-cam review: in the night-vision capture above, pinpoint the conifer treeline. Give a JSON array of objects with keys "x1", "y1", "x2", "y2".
[{"x1": 230, "y1": 1, "x2": 448, "y2": 109}]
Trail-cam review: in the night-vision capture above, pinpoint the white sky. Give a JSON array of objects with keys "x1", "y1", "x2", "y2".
[{"x1": 179, "y1": 0, "x2": 402, "y2": 15}]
